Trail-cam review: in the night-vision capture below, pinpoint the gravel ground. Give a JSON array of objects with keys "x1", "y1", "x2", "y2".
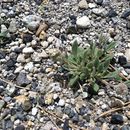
[{"x1": 0, "y1": 0, "x2": 130, "y2": 130}]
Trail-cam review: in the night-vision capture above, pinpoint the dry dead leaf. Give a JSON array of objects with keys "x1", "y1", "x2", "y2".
[{"x1": 14, "y1": 95, "x2": 28, "y2": 104}]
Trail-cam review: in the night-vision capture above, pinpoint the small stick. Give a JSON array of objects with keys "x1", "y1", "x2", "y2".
[
  {"x1": 97, "y1": 102, "x2": 130, "y2": 119},
  {"x1": 78, "y1": 82, "x2": 84, "y2": 93},
  {"x1": 41, "y1": 108, "x2": 61, "y2": 130},
  {"x1": 109, "y1": 64, "x2": 128, "y2": 81},
  {"x1": 0, "y1": 77, "x2": 29, "y2": 90},
  {"x1": 38, "y1": 106, "x2": 88, "y2": 130}
]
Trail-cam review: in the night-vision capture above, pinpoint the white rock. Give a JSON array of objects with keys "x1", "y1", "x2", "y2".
[
  {"x1": 49, "y1": 82, "x2": 62, "y2": 92},
  {"x1": 92, "y1": 8, "x2": 104, "y2": 15},
  {"x1": 22, "y1": 47, "x2": 34, "y2": 54},
  {"x1": 31, "y1": 40, "x2": 37, "y2": 46},
  {"x1": 125, "y1": 49, "x2": 130, "y2": 62},
  {"x1": 40, "y1": 41, "x2": 49, "y2": 49},
  {"x1": 88, "y1": 3, "x2": 96, "y2": 8},
  {"x1": 76, "y1": 16, "x2": 91, "y2": 28},
  {"x1": 24, "y1": 62, "x2": 34, "y2": 72},
  {"x1": 53, "y1": 94, "x2": 58, "y2": 100},
  {"x1": 1, "y1": 24, "x2": 8, "y2": 33},
  {"x1": 98, "y1": 89, "x2": 105, "y2": 96},
  {"x1": 17, "y1": 54, "x2": 26, "y2": 63},
  {"x1": 14, "y1": 119, "x2": 21, "y2": 125},
  {"x1": 78, "y1": 0, "x2": 88, "y2": 9},
  {"x1": 47, "y1": 36, "x2": 54, "y2": 43},
  {"x1": 101, "y1": 104, "x2": 108, "y2": 109},
  {"x1": 58, "y1": 99, "x2": 65, "y2": 106},
  {"x1": 32, "y1": 107, "x2": 38, "y2": 116},
  {"x1": 14, "y1": 66, "x2": 23, "y2": 73}
]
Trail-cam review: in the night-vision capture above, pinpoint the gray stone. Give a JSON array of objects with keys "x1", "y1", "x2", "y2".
[
  {"x1": 8, "y1": 19, "x2": 17, "y2": 33},
  {"x1": 22, "y1": 100, "x2": 32, "y2": 111},
  {"x1": 39, "y1": 121, "x2": 56, "y2": 130},
  {"x1": 22, "y1": 15, "x2": 41, "y2": 31},
  {"x1": 0, "y1": 100, "x2": 5, "y2": 110},
  {"x1": 16, "y1": 72, "x2": 31, "y2": 87},
  {"x1": 6, "y1": 85, "x2": 16, "y2": 96}
]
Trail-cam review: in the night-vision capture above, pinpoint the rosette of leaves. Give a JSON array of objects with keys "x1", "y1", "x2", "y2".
[{"x1": 62, "y1": 39, "x2": 120, "y2": 92}]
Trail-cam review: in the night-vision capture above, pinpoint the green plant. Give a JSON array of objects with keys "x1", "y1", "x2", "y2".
[
  {"x1": 0, "y1": 31, "x2": 9, "y2": 44},
  {"x1": 60, "y1": 37, "x2": 121, "y2": 93}
]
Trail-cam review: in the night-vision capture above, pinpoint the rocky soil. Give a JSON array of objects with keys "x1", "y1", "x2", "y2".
[{"x1": 0, "y1": 0, "x2": 130, "y2": 130}]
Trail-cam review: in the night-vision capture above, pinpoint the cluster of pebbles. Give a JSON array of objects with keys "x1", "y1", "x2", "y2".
[{"x1": 0, "y1": 0, "x2": 130, "y2": 130}]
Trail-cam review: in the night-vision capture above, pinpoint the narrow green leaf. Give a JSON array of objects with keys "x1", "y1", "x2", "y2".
[
  {"x1": 106, "y1": 41, "x2": 116, "y2": 52},
  {"x1": 124, "y1": 80, "x2": 130, "y2": 87},
  {"x1": 93, "y1": 83, "x2": 100, "y2": 92},
  {"x1": 97, "y1": 63, "x2": 104, "y2": 73},
  {"x1": 72, "y1": 40, "x2": 78, "y2": 56},
  {"x1": 103, "y1": 70, "x2": 121, "y2": 80},
  {"x1": 68, "y1": 75, "x2": 79, "y2": 86},
  {"x1": 94, "y1": 57, "x2": 99, "y2": 68}
]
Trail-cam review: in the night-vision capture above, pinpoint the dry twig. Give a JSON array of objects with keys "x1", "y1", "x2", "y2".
[
  {"x1": 38, "y1": 106, "x2": 88, "y2": 130},
  {"x1": 97, "y1": 102, "x2": 130, "y2": 119},
  {"x1": 0, "y1": 77, "x2": 29, "y2": 90}
]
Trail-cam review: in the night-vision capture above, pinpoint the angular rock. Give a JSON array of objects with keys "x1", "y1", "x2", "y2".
[
  {"x1": 16, "y1": 72, "x2": 31, "y2": 87},
  {"x1": 107, "y1": 9, "x2": 118, "y2": 18},
  {"x1": 22, "y1": 33, "x2": 33, "y2": 43},
  {"x1": 0, "y1": 100, "x2": 5, "y2": 110},
  {"x1": 121, "y1": 9, "x2": 130, "y2": 19}
]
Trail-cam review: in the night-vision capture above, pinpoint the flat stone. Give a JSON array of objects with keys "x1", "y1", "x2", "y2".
[{"x1": 22, "y1": 47, "x2": 34, "y2": 54}]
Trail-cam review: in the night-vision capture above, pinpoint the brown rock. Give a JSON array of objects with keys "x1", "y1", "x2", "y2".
[
  {"x1": 36, "y1": 22, "x2": 48, "y2": 36},
  {"x1": 39, "y1": 30, "x2": 47, "y2": 40}
]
